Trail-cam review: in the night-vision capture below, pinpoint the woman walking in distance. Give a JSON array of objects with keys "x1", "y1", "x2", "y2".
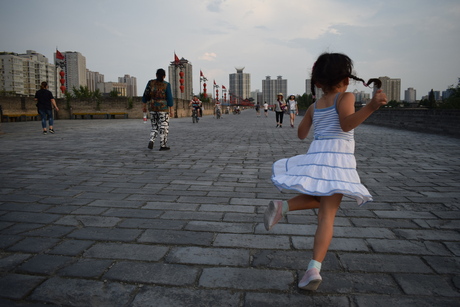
[
  {"x1": 287, "y1": 95, "x2": 298, "y2": 128},
  {"x1": 264, "y1": 52, "x2": 387, "y2": 291},
  {"x1": 274, "y1": 93, "x2": 286, "y2": 128},
  {"x1": 142, "y1": 68, "x2": 174, "y2": 151}
]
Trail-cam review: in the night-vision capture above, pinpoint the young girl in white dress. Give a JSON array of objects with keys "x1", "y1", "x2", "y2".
[{"x1": 264, "y1": 52, "x2": 388, "y2": 291}]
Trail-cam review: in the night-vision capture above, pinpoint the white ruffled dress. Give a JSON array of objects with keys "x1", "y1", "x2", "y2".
[{"x1": 271, "y1": 94, "x2": 372, "y2": 206}]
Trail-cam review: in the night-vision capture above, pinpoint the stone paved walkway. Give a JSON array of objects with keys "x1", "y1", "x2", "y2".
[{"x1": 0, "y1": 110, "x2": 459, "y2": 306}]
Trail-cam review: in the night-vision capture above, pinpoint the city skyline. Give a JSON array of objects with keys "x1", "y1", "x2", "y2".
[{"x1": 1, "y1": 0, "x2": 459, "y2": 100}]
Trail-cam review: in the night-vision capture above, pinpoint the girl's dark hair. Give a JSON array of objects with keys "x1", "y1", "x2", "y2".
[
  {"x1": 310, "y1": 53, "x2": 381, "y2": 100},
  {"x1": 156, "y1": 68, "x2": 166, "y2": 81},
  {"x1": 40, "y1": 81, "x2": 48, "y2": 89}
]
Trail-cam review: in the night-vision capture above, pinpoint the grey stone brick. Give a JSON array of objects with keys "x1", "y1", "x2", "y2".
[
  {"x1": 54, "y1": 215, "x2": 121, "y2": 227},
  {"x1": 0, "y1": 273, "x2": 45, "y2": 299},
  {"x1": 17, "y1": 254, "x2": 74, "y2": 274},
  {"x1": 319, "y1": 271, "x2": 400, "y2": 294},
  {"x1": 84, "y1": 242, "x2": 168, "y2": 261},
  {"x1": 0, "y1": 253, "x2": 32, "y2": 271},
  {"x1": 131, "y1": 286, "x2": 240, "y2": 307},
  {"x1": 367, "y1": 238, "x2": 451, "y2": 256},
  {"x1": 7, "y1": 237, "x2": 60, "y2": 253},
  {"x1": 138, "y1": 229, "x2": 214, "y2": 245},
  {"x1": 166, "y1": 246, "x2": 249, "y2": 266},
  {"x1": 339, "y1": 253, "x2": 433, "y2": 273},
  {"x1": 423, "y1": 256, "x2": 460, "y2": 274},
  {"x1": 185, "y1": 220, "x2": 254, "y2": 233},
  {"x1": 0, "y1": 211, "x2": 61, "y2": 224},
  {"x1": 117, "y1": 218, "x2": 185, "y2": 230},
  {"x1": 244, "y1": 292, "x2": 350, "y2": 307},
  {"x1": 355, "y1": 295, "x2": 460, "y2": 307},
  {"x1": 30, "y1": 277, "x2": 136, "y2": 306},
  {"x1": 48, "y1": 239, "x2": 94, "y2": 256},
  {"x1": 68, "y1": 227, "x2": 142, "y2": 242},
  {"x1": 394, "y1": 273, "x2": 459, "y2": 297},
  {"x1": 214, "y1": 233, "x2": 290, "y2": 249},
  {"x1": 57, "y1": 258, "x2": 113, "y2": 278},
  {"x1": 104, "y1": 261, "x2": 199, "y2": 285},
  {"x1": 199, "y1": 267, "x2": 293, "y2": 290}
]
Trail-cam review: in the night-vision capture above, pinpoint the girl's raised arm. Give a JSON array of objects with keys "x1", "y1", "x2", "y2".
[
  {"x1": 338, "y1": 90, "x2": 387, "y2": 132},
  {"x1": 298, "y1": 104, "x2": 314, "y2": 139}
]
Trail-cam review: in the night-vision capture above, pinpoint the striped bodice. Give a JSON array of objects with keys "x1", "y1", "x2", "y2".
[{"x1": 313, "y1": 93, "x2": 354, "y2": 140}]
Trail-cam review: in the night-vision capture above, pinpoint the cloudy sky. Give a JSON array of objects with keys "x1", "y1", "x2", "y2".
[{"x1": 1, "y1": 0, "x2": 459, "y2": 99}]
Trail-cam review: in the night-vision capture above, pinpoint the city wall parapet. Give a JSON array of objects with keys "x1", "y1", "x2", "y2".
[
  {"x1": 364, "y1": 108, "x2": 460, "y2": 137},
  {"x1": 0, "y1": 96, "x2": 215, "y2": 121},
  {"x1": 1, "y1": 97, "x2": 459, "y2": 137}
]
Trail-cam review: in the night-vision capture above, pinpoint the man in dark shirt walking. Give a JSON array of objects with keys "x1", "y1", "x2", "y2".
[{"x1": 35, "y1": 81, "x2": 59, "y2": 134}]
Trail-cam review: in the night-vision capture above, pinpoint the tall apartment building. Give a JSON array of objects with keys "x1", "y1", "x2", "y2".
[
  {"x1": 404, "y1": 87, "x2": 416, "y2": 102},
  {"x1": 431, "y1": 90, "x2": 441, "y2": 101},
  {"x1": 250, "y1": 89, "x2": 262, "y2": 104},
  {"x1": 378, "y1": 76, "x2": 401, "y2": 102},
  {"x1": 86, "y1": 70, "x2": 104, "y2": 93},
  {"x1": 262, "y1": 76, "x2": 286, "y2": 105},
  {"x1": 305, "y1": 79, "x2": 324, "y2": 98},
  {"x1": 0, "y1": 50, "x2": 56, "y2": 96},
  {"x1": 168, "y1": 57, "x2": 193, "y2": 101},
  {"x1": 353, "y1": 90, "x2": 371, "y2": 103},
  {"x1": 118, "y1": 74, "x2": 137, "y2": 97},
  {"x1": 229, "y1": 67, "x2": 251, "y2": 104},
  {"x1": 62, "y1": 51, "x2": 87, "y2": 92}
]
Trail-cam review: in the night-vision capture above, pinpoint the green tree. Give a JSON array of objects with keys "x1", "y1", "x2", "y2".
[
  {"x1": 439, "y1": 79, "x2": 460, "y2": 109},
  {"x1": 297, "y1": 93, "x2": 313, "y2": 110},
  {"x1": 109, "y1": 89, "x2": 119, "y2": 97}
]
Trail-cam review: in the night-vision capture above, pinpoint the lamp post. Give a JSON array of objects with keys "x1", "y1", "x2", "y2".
[
  {"x1": 213, "y1": 81, "x2": 219, "y2": 104},
  {"x1": 200, "y1": 71, "x2": 207, "y2": 99},
  {"x1": 171, "y1": 53, "x2": 184, "y2": 118},
  {"x1": 222, "y1": 85, "x2": 227, "y2": 106}
]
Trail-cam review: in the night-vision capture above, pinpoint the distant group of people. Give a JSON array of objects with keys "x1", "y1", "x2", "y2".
[
  {"x1": 273, "y1": 93, "x2": 299, "y2": 128},
  {"x1": 255, "y1": 93, "x2": 298, "y2": 128}
]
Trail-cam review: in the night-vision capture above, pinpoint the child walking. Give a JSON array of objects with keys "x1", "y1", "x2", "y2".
[{"x1": 264, "y1": 52, "x2": 388, "y2": 291}]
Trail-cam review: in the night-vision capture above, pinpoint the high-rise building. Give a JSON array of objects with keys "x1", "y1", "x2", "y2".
[
  {"x1": 86, "y1": 70, "x2": 104, "y2": 93},
  {"x1": 118, "y1": 74, "x2": 137, "y2": 97},
  {"x1": 262, "y1": 75, "x2": 287, "y2": 105},
  {"x1": 229, "y1": 67, "x2": 251, "y2": 104},
  {"x1": 404, "y1": 87, "x2": 416, "y2": 102},
  {"x1": 0, "y1": 50, "x2": 56, "y2": 96},
  {"x1": 251, "y1": 89, "x2": 262, "y2": 104},
  {"x1": 61, "y1": 51, "x2": 87, "y2": 92},
  {"x1": 168, "y1": 57, "x2": 193, "y2": 101},
  {"x1": 378, "y1": 76, "x2": 401, "y2": 102},
  {"x1": 431, "y1": 90, "x2": 441, "y2": 101},
  {"x1": 353, "y1": 89, "x2": 371, "y2": 103},
  {"x1": 305, "y1": 79, "x2": 324, "y2": 99}
]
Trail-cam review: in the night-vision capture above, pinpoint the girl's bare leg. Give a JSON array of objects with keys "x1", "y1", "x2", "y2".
[
  {"x1": 312, "y1": 194, "x2": 343, "y2": 262},
  {"x1": 287, "y1": 194, "x2": 320, "y2": 211}
]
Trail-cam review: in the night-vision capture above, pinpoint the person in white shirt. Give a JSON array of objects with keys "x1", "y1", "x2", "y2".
[
  {"x1": 263, "y1": 102, "x2": 269, "y2": 117},
  {"x1": 287, "y1": 95, "x2": 298, "y2": 128}
]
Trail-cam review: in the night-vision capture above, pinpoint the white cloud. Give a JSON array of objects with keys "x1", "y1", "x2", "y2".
[{"x1": 199, "y1": 52, "x2": 218, "y2": 61}]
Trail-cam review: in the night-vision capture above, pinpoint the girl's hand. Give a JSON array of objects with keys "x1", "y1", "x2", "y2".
[{"x1": 369, "y1": 89, "x2": 388, "y2": 110}]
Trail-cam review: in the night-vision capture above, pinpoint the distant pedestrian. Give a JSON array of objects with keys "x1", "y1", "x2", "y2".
[
  {"x1": 142, "y1": 68, "x2": 174, "y2": 151},
  {"x1": 255, "y1": 103, "x2": 260, "y2": 117},
  {"x1": 274, "y1": 93, "x2": 286, "y2": 127},
  {"x1": 287, "y1": 95, "x2": 298, "y2": 128},
  {"x1": 264, "y1": 52, "x2": 387, "y2": 291},
  {"x1": 34, "y1": 81, "x2": 59, "y2": 135},
  {"x1": 263, "y1": 101, "x2": 269, "y2": 117}
]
